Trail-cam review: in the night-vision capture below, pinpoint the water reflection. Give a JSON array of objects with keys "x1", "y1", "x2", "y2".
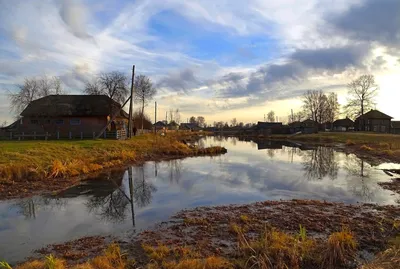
[
  {"x1": 1, "y1": 137, "x2": 399, "y2": 265},
  {"x1": 301, "y1": 147, "x2": 339, "y2": 181}
]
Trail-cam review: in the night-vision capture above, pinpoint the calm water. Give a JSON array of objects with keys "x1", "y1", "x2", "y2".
[{"x1": 1, "y1": 137, "x2": 399, "y2": 263}]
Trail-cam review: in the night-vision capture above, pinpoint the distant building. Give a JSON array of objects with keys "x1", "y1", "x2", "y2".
[
  {"x1": 301, "y1": 119, "x2": 318, "y2": 134},
  {"x1": 355, "y1": 109, "x2": 392, "y2": 133},
  {"x1": 180, "y1": 123, "x2": 201, "y2": 131},
  {"x1": 288, "y1": 121, "x2": 302, "y2": 133},
  {"x1": 14, "y1": 95, "x2": 128, "y2": 139},
  {"x1": 255, "y1": 122, "x2": 290, "y2": 135},
  {"x1": 392, "y1": 121, "x2": 400, "y2": 134},
  {"x1": 333, "y1": 118, "x2": 354, "y2": 132}
]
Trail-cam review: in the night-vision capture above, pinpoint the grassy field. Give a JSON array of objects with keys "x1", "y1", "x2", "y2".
[{"x1": 0, "y1": 132, "x2": 225, "y2": 199}]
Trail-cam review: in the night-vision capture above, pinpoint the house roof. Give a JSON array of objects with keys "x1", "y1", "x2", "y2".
[
  {"x1": 256, "y1": 121, "x2": 282, "y2": 129},
  {"x1": 392, "y1": 121, "x2": 400, "y2": 129},
  {"x1": 180, "y1": 123, "x2": 201, "y2": 129},
  {"x1": 20, "y1": 95, "x2": 128, "y2": 118},
  {"x1": 333, "y1": 118, "x2": 354, "y2": 127},
  {"x1": 289, "y1": 121, "x2": 302, "y2": 127},
  {"x1": 356, "y1": 109, "x2": 393, "y2": 120},
  {"x1": 154, "y1": 121, "x2": 166, "y2": 127}
]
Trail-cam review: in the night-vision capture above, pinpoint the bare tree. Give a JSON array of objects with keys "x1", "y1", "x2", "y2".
[
  {"x1": 196, "y1": 116, "x2": 205, "y2": 127},
  {"x1": 267, "y1": 110, "x2": 275, "y2": 122},
  {"x1": 169, "y1": 109, "x2": 174, "y2": 123},
  {"x1": 189, "y1": 116, "x2": 197, "y2": 124},
  {"x1": 344, "y1": 74, "x2": 379, "y2": 119},
  {"x1": 302, "y1": 90, "x2": 338, "y2": 124},
  {"x1": 175, "y1": 109, "x2": 181, "y2": 124},
  {"x1": 84, "y1": 79, "x2": 102, "y2": 95},
  {"x1": 231, "y1": 118, "x2": 237, "y2": 127},
  {"x1": 85, "y1": 71, "x2": 128, "y2": 105},
  {"x1": 134, "y1": 75, "x2": 156, "y2": 131},
  {"x1": 9, "y1": 76, "x2": 64, "y2": 114}
]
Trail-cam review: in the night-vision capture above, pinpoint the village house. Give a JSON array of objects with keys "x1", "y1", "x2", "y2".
[
  {"x1": 180, "y1": 123, "x2": 201, "y2": 131},
  {"x1": 301, "y1": 119, "x2": 319, "y2": 134},
  {"x1": 13, "y1": 95, "x2": 129, "y2": 139},
  {"x1": 392, "y1": 121, "x2": 400, "y2": 134},
  {"x1": 355, "y1": 109, "x2": 392, "y2": 133},
  {"x1": 333, "y1": 118, "x2": 354, "y2": 132}
]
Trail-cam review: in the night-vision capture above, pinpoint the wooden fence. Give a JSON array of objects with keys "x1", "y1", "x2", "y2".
[{"x1": 0, "y1": 129, "x2": 128, "y2": 140}]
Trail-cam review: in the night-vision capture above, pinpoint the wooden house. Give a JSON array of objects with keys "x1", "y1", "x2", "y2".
[
  {"x1": 333, "y1": 118, "x2": 354, "y2": 132},
  {"x1": 355, "y1": 110, "x2": 392, "y2": 133},
  {"x1": 16, "y1": 95, "x2": 128, "y2": 139},
  {"x1": 392, "y1": 121, "x2": 400, "y2": 134}
]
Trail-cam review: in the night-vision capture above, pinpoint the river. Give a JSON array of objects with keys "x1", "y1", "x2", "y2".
[{"x1": 1, "y1": 136, "x2": 399, "y2": 264}]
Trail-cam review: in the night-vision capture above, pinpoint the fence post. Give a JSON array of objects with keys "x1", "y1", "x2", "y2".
[
  {"x1": 81, "y1": 132, "x2": 83, "y2": 139},
  {"x1": 34, "y1": 131, "x2": 36, "y2": 140},
  {"x1": 57, "y1": 131, "x2": 60, "y2": 140},
  {"x1": 69, "y1": 131, "x2": 72, "y2": 139}
]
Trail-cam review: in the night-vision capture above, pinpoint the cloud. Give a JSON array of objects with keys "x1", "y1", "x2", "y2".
[
  {"x1": 328, "y1": 0, "x2": 400, "y2": 49},
  {"x1": 214, "y1": 44, "x2": 371, "y2": 99},
  {"x1": 291, "y1": 44, "x2": 369, "y2": 70},
  {"x1": 59, "y1": 0, "x2": 93, "y2": 40},
  {"x1": 156, "y1": 69, "x2": 200, "y2": 93}
]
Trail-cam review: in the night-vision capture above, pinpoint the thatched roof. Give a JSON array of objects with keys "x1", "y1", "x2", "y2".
[
  {"x1": 356, "y1": 109, "x2": 392, "y2": 120},
  {"x1": 20, "y1": 95, "x2": 128, "y2": 118}
]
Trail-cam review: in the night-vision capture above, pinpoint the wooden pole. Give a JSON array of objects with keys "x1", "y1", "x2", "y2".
[
  {"x1": 154, "y1": 101, "x2": 157, "y2": 134},
  {"x1": 127, "y1": 65, "x2": 135, "y2": 138},
  {"x1": 96, "y1": 96, "x2": 131, "y2": 139}
]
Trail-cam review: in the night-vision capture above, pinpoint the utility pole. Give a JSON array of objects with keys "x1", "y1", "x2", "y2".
[
  {"x1": 154, "y1": 101, "x2": 157, "y2": 135},
  {"x1": 165, "y1": 111, "x2": 167, "y2": 124},
  {"x1": 291, "y1": 109, "x2": 294, "y2": 123},
  {"x1": 127, "y1": 65, "x2": 135, "y2": 138},
  {"x1": 264, "y1": 114, "x2": 266, "y2": 122}
]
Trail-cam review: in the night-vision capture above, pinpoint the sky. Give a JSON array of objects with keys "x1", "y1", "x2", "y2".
[{"x1": 0, "y1": 0, "x2": 399, "y2": 124}]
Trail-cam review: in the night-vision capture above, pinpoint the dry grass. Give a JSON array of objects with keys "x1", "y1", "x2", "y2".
[
  {"x1": 0, "y1": 133, "x2": 226, "y2": 184},
  {"x1": 15, "y1": 244, "x2": 129, "y2": 269},
  {"x1": 361, "y1": 236, "x2": 400, "y2": 269},
  {"x1": 233, "y1": 224, "x2": 316, "y2": 269},
  {"x1": 321, "y1": 226, "x2": 357, "y2": 269}
]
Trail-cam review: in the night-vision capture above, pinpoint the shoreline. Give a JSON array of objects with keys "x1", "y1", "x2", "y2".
[
  {"x1": 0, "y1": 133, "x2": 226, "y2": 200},
  {"x1": 12, "y1": 199, "x2": 400, "y2": 268}
]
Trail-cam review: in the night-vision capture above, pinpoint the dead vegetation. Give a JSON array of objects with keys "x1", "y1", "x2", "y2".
[{"x1": 0, "y1": 132, "x2": 226, "y2": 200}]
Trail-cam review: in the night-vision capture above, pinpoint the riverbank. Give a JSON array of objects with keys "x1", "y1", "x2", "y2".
[
  {"x1": 10, "y1": 199, "x2": 400, "y2": 269},
  {"x1": 0, "y1": 132, "x2": 226, "y2": 200},
  {"x1": 228, "y1": 132, "x2": 400, "y2": 164}
]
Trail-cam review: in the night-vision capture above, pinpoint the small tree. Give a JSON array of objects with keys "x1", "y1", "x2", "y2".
[
  {"x1": 267, "y1": 110, "x2": 275, "y2": 122},
  {"x1": 175, "y1": 109, "x2": 181, "y2": 124},
  {"x1": 344, "y1": 74, "x2": 379, "y2": 119},
  {"x1": 196, "y1": 116, "x2": 205, "y2": 127},
  {"x1": 134, "y1": 75, "x2": 156, "y2": 131},
  {"x1": 85, "y1": 71, "x2": 129, "y2": 105},
  {"x1": 9, "y1": 76, "x2": 64, "y2": 115},
  {"x1": 189, "y1": 116, "x2": 197, "y2": 124},
  {"x1": 231, "y1": 118, "x2": 237, "y2": 127}
]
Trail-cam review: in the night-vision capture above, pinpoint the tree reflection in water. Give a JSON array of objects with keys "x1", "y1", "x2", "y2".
[
  {"x1": 302, "y1": 147, "x2": 339, "y2": 180},
  {"x1": 344, "y1": 155, "x2": 374, "y2": 202},
  {"x1": 166, "y1": 159, "x2": 182, "y2": 184},
  {"x1": 83, "y1": 167, "x2": 157, "y2": 224},
  {"x1": 13, "y1": 197, "x2": 68, "y2": 219}
]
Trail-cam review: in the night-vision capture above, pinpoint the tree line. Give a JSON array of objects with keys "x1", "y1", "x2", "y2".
[{"x1": 9, "y1": 71, "x2": 157, "y2": 131}]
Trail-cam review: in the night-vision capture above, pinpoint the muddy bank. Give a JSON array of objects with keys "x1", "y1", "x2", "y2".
[
  {"x1": 22, "y1": 199, "x2": 400, "y2": 268},
  {"x1": 0, "y1": 144, "x2": 226, "y2": 201}
]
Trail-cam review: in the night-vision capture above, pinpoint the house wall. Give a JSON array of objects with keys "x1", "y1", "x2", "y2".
[
  {"x1": 393, "y1": 128, "x2": 400, "y2": 134},
  {"x1": 356, "y1": 119, "x2": 391, "y2": 133},
  {"x1": 15, "y1": 116, "x2": 110, "y2": 138}
]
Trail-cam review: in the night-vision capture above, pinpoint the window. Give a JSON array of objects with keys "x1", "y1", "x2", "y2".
[
  {"x1": 373, "y1": 125, "x2": 378, "y2": 132},
  {"x1": 70, "y1": 119, "x2": 81, "y2": 125},
  {"x1": 31, "y1": 119, "x2": 39, "y2": 124},
  {"x1": 381, "y1": 126, "x2": 386, "y2": 132},
  {"x1": 55, "y1": 119, "x2": 64, "y2": 125}
]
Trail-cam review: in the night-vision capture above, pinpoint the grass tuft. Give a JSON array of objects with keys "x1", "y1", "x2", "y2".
[{"x1": 322, "y1": 226, "x2": 357, "y2": 268}]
